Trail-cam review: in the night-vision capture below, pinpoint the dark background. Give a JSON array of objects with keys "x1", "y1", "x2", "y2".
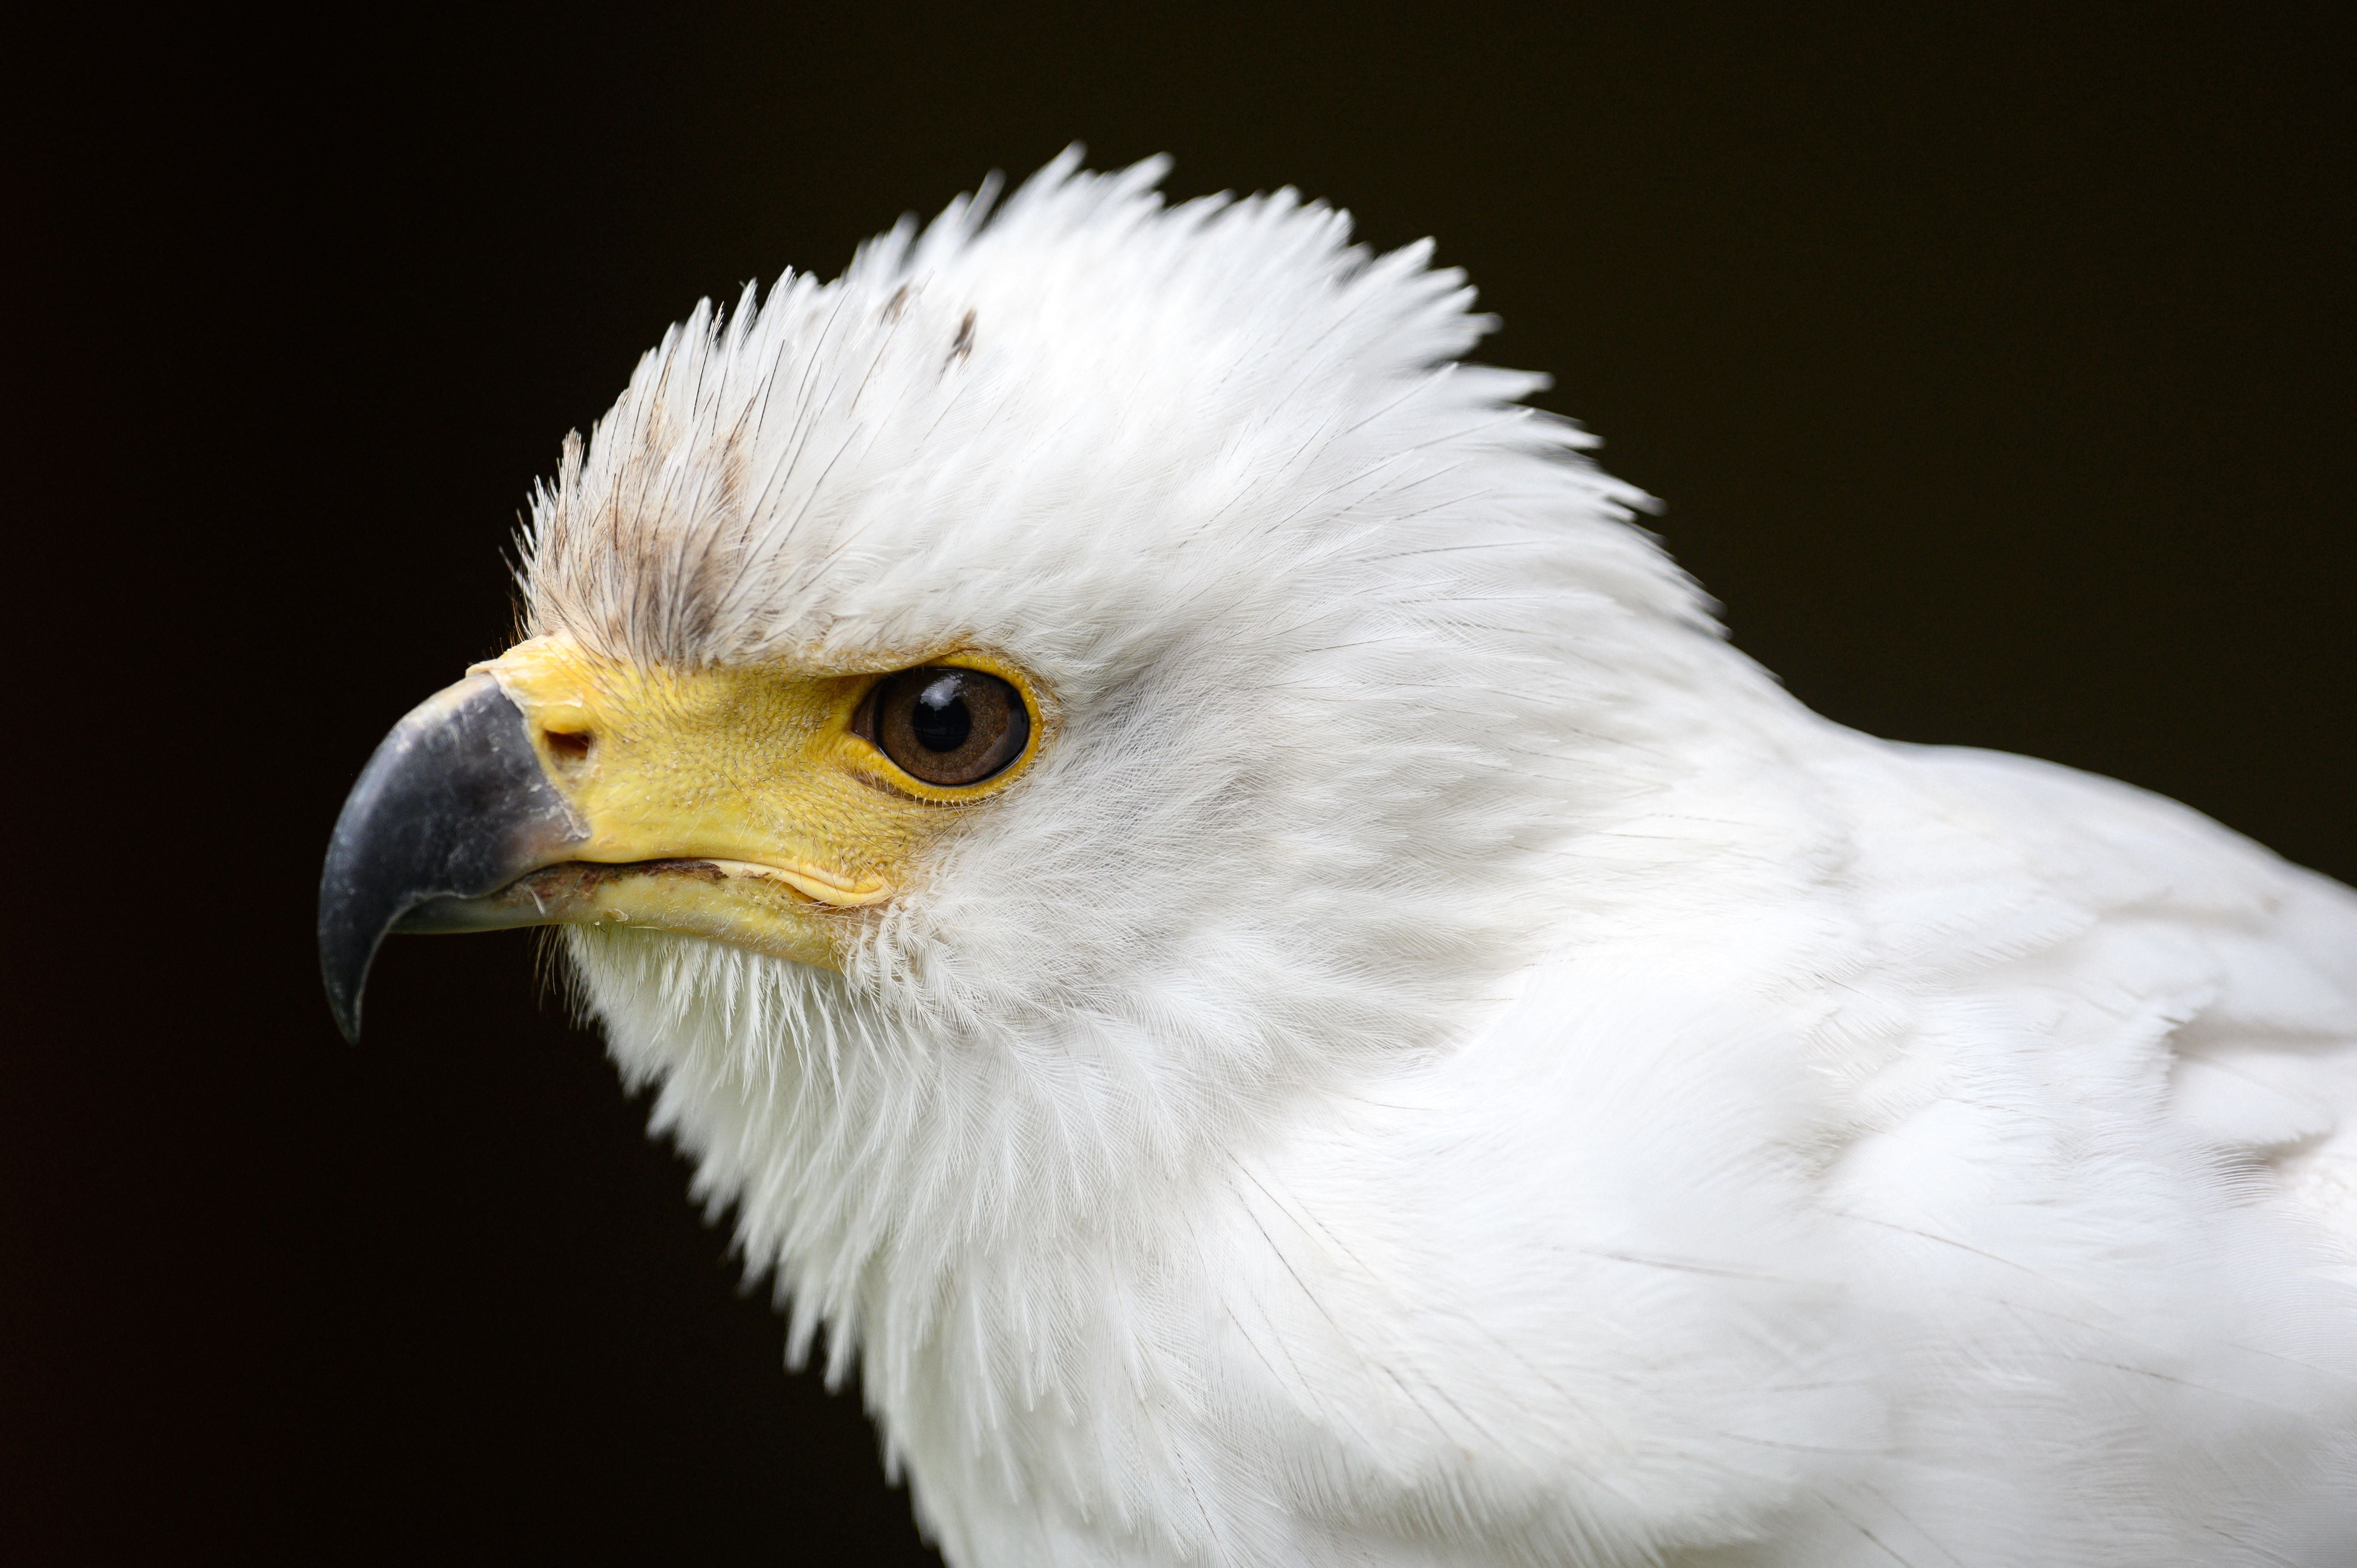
[{"x1": 11, "y1": 4, "x2": 2351, "y2": 1560}]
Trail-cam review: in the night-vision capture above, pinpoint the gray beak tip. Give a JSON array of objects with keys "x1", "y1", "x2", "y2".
[
  {"x1": 319, "y1": 859, "x2": 380, "y2": 1045},
  {"x1": 316, "y1": 672, "x2": 586, "y2": 1043}
]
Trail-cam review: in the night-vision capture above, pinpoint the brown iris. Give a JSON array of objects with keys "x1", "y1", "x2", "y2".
[{"x1": 859, "y1": 667, "x2": 1030, "y2": 787}]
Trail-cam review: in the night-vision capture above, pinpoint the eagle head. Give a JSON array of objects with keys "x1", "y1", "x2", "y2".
[{"x1": 319, "y1": 150, "x2": 1725, "y2": 1383}]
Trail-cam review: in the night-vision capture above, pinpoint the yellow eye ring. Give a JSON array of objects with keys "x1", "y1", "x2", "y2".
[{"x1": 841, "y1": 652, "x2": 1047, "y2": 803}]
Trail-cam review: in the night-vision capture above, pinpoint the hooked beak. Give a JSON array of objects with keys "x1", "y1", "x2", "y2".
[
  {"x1": 318, "y1": 635, "x2": 1045, "y2": 1042},
  {"x1": 316, "y1": 674, "x2": 588, "y2": 1042}
]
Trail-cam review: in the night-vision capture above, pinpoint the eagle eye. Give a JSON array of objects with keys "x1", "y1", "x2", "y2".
[{"x1": 863, "y1": 667, "x2": 1029, "y2": 787}]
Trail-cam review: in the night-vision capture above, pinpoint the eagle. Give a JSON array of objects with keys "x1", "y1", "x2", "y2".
[{"x1": 319, "y1": 153, "x2": 2357, "y2": 1566}]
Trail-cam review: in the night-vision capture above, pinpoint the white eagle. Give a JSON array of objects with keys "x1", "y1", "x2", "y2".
[{"x1": 319, "y1": 152, "x2": 2357, "y2": 1566}]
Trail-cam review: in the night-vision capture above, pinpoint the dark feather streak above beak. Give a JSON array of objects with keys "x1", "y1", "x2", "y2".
[{"x1": 317, "y1": 674, "x2": 587, "y2": 1041}]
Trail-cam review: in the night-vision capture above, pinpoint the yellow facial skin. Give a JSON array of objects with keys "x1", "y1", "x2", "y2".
[{"x1": 467, "y1": 636, "x2": 1044, "y2": 970}]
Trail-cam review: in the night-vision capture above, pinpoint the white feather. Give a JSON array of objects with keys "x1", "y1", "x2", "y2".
[{"x1": 521, "y1": 152, "x2": 2357, "y2": 1565}]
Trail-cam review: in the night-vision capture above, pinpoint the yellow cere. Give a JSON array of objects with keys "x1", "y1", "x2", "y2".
[{"x1": 470, "y1": 636, "x2": 1042, "y2": 970}]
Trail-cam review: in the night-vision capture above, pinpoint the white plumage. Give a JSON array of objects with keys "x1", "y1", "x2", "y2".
[{"x1": 519, "y1": 152, "x2": 2357, "y2": 1564}]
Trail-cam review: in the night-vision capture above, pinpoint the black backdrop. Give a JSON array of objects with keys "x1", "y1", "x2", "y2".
[{"x1": 13, "y1": 5, "x2": 2352, "y2": 1560}]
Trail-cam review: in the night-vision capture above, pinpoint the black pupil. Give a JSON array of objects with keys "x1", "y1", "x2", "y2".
[{"x1": 911, "y1": 676, "x2": 972, "y2": 752}]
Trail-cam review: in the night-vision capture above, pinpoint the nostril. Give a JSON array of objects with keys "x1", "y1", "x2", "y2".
[{"x1": 544, "y1": 729, "x2": 593, "y2": 761}]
